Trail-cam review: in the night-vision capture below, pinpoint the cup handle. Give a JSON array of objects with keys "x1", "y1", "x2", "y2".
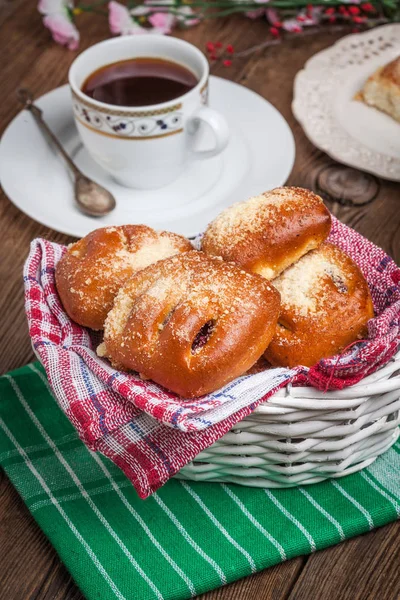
[{"x1": 188, "y1": 106, "x2": 230, "y2": 160}]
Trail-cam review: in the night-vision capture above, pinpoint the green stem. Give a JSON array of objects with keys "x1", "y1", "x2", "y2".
[
  {"x1": 199, "y1": 6, "x2": 266, "y2": 17},
  {"x1": 74, "y1": 0, "x2": 392, "y2": 18},
  {"x1": 144, "y1": 0, "x2": 381, "y2": 7},
  {"x1": 166, "y1": 5, "x2": 261, "y2": 17},
  {"x1": 77, "y1": 0, "x2": 384, "y2": 8},
  {"x1": 78, "y1": 6, "x2": 108, "y2": 14}
]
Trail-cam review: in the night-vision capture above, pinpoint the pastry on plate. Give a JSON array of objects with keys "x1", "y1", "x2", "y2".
[
  {"x1": 201, "y1": 187, "x2": 331, "y2": 280},
  {"x1": 55, "y1": 225, "x2": 193, "y2": 330},
  {"x1": 357, "y1": 56, "x2": 400, "y2": 123},
  {"x1": 101, "y1": 251, "x2": 281, "y2": 397},
  {"x1": 264, "y1": 242, "x2": 374, "y2": 368}
]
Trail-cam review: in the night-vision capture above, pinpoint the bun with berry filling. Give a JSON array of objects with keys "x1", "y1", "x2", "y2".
[
  {"x1": 100, "y1": 251, "x2": 281, "y2": 397},
  {"x1": 264, "y1": 243, "x2": 374, "y2": 368}
]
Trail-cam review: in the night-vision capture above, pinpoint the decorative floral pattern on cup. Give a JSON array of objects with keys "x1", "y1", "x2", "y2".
[{"x1": 72, "y1": 97, "x2": 184, "y2": 139}]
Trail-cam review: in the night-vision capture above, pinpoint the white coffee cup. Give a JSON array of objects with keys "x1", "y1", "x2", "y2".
[{"x1": 68, "y1": 36, "x2": 229, "y2": 189}]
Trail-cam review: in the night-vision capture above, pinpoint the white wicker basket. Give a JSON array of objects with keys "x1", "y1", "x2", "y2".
[{"x1": 177, "y1": 352, "x2": 400, "y2": 488}]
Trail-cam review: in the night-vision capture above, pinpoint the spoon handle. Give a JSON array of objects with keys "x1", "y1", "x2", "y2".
[{"x1": 17, "y1": 88, "x2": 81, "y2": 178}]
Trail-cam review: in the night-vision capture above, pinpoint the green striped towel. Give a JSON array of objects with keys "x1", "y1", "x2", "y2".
[{"x1": 1, "y1": 363, "x2": 399, "y2": 600}]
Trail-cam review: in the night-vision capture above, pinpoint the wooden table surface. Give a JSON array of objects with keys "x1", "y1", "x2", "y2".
[{"x1": 1, "y1": 2, "x2": 399, "y2": 599}]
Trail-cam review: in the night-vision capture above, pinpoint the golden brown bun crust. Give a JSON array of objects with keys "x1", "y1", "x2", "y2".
[
  {"x1": 264, "y1": 243, "x2": 374, "y2": 368},
  {"x1": 55, "y1": 225, "x2": 193, "y2": 330},
  {"x1": 201, "y1": 187, "x2": 331, "y2": 280},
  {"x1": 103, "y1": 251, "x2": 281, "y2": 398},
  {"x1": 357, "y1": 56, "x2": 400, "y2": 122}
]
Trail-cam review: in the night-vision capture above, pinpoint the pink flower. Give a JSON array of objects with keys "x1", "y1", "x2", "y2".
[
  {"x1": 250, "y1": 4, "x2": 323, "y2": 30},
  {"x1": 295, "y1": 6, "x2": 322, "y2": 26},
  {"x1": 281, "y1": 19, "x2": 302, "y2": 32},
  {"x1": 146, "y1": 0, "x2": 199, "y2": 29},
  {"x1": 108, "y1": 1, "x2": 195, "y2": 36},
  {"x1": 38, "y1": 0, "x2": 79, "y2": 50},
  {"x1": 108, "y1": 1, "x2": 149, "y2": 35},
  {"x1": 148, "y1": 11, "x2": 175, "y2": 34},
  {"x1": 175, "y1": 6, "x2": 200, "y2": 28},
  {"x1": 266, "y1": 7, "x2": 279, "y2": 24},
  {"x1": 281, "y1": 7, "x2": 322, "y2": 31}
]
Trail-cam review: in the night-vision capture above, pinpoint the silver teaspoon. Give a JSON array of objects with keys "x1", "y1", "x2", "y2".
[{"x1": 17, "y1": 88, "x2": 116, "y2": 217}]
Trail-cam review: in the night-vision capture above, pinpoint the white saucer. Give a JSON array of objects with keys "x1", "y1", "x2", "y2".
[
  {"x1": 293, "y1": 24, "x2": 400, "y2": 182},
  {"x1": 0, "y1": 76, "x2": 295, "y2": 237}
]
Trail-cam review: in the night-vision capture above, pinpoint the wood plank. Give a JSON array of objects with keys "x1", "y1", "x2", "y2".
[
  {"x1": 0, "y1": 472, "x2": 67, "y2": 599},
  {"x1": 0, "y1": 471, "x2": 86, "y2": 599},
  {"x1": 196, "y1": 558, "x2": 306, "y2": 600},
  {"x1": 287, "y1": 521, "x2": 400, "y2": 600},
  {"x1": 0, "y1": 2, "x2": 399, "y2": 600}
]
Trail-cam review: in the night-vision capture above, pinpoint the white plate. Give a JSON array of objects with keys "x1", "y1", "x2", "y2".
[
  {"x1": 0, "y1": 76, "x2": 295, "y2": 238},
  {"x1": 292, "y1": 23, "x2": 400, "y2": 181}
]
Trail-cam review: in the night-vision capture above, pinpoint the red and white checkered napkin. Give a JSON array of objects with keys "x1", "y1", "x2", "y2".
[{"x1": 24, "y1": 217, "x2": 400, "y2": 498}]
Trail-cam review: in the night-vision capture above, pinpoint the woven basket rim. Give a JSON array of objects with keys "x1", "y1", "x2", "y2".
[
  {"x1": 252, "y1": 351, "x2": 400, "y2": 414},
  {"x1": 178, "y1": 353, "x2": 400, "y2": 488}
]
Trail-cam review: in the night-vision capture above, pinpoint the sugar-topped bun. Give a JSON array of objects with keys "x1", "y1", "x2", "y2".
[
  {"x1": 201, "y1": 187, "x2": 331, "y2": 280},
  {"x1": 264, "y1": 243, "x2": 374, "y2": 368},
  {"x1": 55, "y1": 225, "x2": 193, "y2": 330},
  {"x1": 102, "y1": 251, "x2": 281, "y2": 398}
]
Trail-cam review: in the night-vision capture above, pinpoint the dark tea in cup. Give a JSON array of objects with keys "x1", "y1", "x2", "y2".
[{"x1": 81, "y1": 57, "x2": 199, "y2": 107}]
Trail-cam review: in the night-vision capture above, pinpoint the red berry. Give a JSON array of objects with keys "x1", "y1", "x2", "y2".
[
  {"x1": 325, "y1": 7, "x2": 335, "y2": 15},
  {"x1": 223, "y1": 59, "x2": 232, "y2": 67},
  {"x1": 215, "y1": 41, "x2": 223, "y2": 48},
  {"x1": 361, "y1": 2, "x2": 374, "y2": 11},
  {"x1": 297, "y1": 15, "x2": 306, "y2": 22},
  {"x1": 339, "y1": 6, "x2": 348, "y2": 14},
  {"x1": 226, "y1": 44, "x2": 234, "y2": 54},
  {"x1": 292, "y1": 25, "x2": 302, "y2": 33},
  {"x1": 210, "y1": 54, "x2": 217, "y2": 61},
  {"x1": 206, "y1": 42, "x2": 215, "y2": 53},
  {"x1": 348, "y1": 6, "x2": 360, "y2": 15},
  {"x1": 270, "y1": 26, "x2": 280, "y2": 37},
  {"x1": 273, "y1": 21, "x2": 283, "y2": 28},
  {"x1": 352, "y1": 15, "x2": 365, "y2": 23}
]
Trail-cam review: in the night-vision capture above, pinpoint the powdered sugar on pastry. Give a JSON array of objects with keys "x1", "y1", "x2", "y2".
[
  {"x1": 203, "y1": 189, "x2": 300, "y2": 251},
  {"x1": 201, "y1": 187, "x2": 331, "y2": 280},
  {"x1": 273, "y1": 249, "x2": 346, "y2": 317},
  {"x1": 265, "y1": 242, "x2": 374, "y2": 368},
  {"x1": 55, "y1": 224, "x2": 193, "y2": 330},
  {"x1": 103, "y1": 251, "x2": 281, "y2": 397},
  {"x1": 115, "y1": 235, "x2": 183, "y2": 271}
]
